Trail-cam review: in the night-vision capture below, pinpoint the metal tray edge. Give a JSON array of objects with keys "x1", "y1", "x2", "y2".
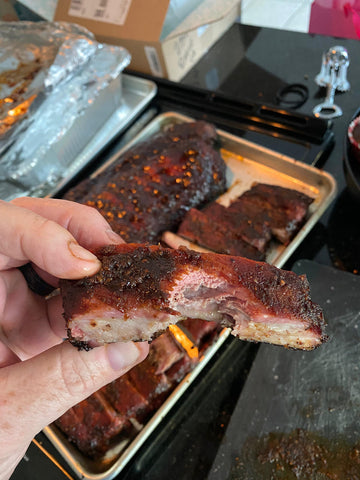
[{"x1": 156, "y1": 113, "x2": 337, "y2": 269}]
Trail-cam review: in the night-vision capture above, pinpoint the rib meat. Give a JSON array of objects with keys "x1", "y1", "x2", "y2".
[
  {"x1": 179, "y1": 318, "x2": 219, "y2": 348},
  {"x1": 102, "y1": 376, "x2": 148, "y2": 419},
  {"x1": 203, "y1": 200, "x2": 272, "y2": 252},
  {"x1": 176, "y1": 183, "x2": 314, "y2": 259},
  {"x1": 177, "y1": 207, "x2": 266, "y2": 260},
  {"x1": 64, "y1": 121, "x2": 227, "y2": 244},
  {"x1": 237, "y1": 183, "x2": 314, "y2": 245},
  {"x1": 61, "y1": 244, "x2": 327, "y2": 351},
  {"x1": 56, "y1": 327, "x2": 200, "y2": 458},
  {"x1": 54, "y1": 391, "x2": 128, "y2": 458}
]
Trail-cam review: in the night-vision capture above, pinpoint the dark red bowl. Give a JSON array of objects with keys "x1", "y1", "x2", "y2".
[{"x1": 343, "y1": 108, "x2": 360, "y2": 202}]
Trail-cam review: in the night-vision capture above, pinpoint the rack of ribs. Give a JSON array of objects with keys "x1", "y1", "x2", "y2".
[
  {"x1": 176, "y1": 183, "x2": 314, "y2": 259},
  {"x1": 60, "y1": 243, "x2": 327, "y2": 351},
  {"x1": 63, "y1": 121, "x2": 227, "y2": 244},
  {"x1": 55, "y1": 330, "x2": 198, "y2": 458},
  {"x1": 55, "y1": 391, "x2": 128, "y2": 458},
  {"x1": 237, "y1": 183, "x2": 314, "y2": 245}
]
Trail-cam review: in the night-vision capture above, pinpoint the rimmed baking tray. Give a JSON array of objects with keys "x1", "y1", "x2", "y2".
[
  {"x1": 0, "y1": 74, "x2": 157, "y2": 201},
  {"x1": 161, "y1": 113, "x2": 338, "y2": 268},
  {"x1": 43, "y1": 111, "x2": 337, "y2": 479}
]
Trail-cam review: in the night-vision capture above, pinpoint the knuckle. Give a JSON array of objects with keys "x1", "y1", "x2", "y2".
[
  {"x1": 25, "y1": 217, "x2": 63, "y2": 266},
  {"x1": 77, "y1": 203, "x2": 104, "y2": 222},
  {"x1": 32, "y1": 216, "x2": 56, "y2": 238},
  {"x1": 83, "y1": 205, "x2": 111, "y2": 229},
  {"x1": 68, "y1": 204, "x2": 110, "y2": 235},
  {"x1": 58, "y1": 352, "x2": 96, "y2": 399}
]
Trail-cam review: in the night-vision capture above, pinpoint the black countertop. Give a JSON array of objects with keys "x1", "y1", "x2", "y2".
[{"x1": 12, "y1": 23, "x2": 360, "y2": 480}]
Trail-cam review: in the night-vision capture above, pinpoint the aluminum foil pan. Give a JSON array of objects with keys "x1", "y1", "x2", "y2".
[{"x1": 0, "y1": 21, "x2": 130, "y2": 199}]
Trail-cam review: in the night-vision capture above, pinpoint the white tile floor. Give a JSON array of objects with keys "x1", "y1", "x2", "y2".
[{"x1": 240, "y1": 0, "x2": 313, "y2": 33}]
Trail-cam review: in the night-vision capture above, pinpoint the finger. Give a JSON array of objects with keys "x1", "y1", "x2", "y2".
[
  {"x1": 46, "y1": 291, "x2": 68, "y2": 339},
  {"x1": 0, "y1": 270, "x2": 63, "y2": 360},
  {"x1": 2, "y1": 449, "x2": 28, "y2": 480},
  {"x1": 0, "y1": 199, "x2": 121, "y2": 279},
  {"x1": 11, "y1": 197, "x2": 124, "y2": 250},
  {"x1": 0, "y1": 340, "x2": 149, "y2": 448},
  {"x1": 0, "y1": 340, "x2": 20, "y2": 367}
]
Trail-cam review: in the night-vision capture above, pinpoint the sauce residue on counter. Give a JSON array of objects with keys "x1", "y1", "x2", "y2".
[{"x1": 230, "y1": 428, "x2": 360, "y2": 479}]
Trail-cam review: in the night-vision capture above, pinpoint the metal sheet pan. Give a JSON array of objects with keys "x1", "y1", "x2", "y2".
[
  {"x1": 43, "y1": 111, "x2": 337, "y2": 479},
  {"x1": 161, "y1": 113, "x2": 338, "y2": 268}
]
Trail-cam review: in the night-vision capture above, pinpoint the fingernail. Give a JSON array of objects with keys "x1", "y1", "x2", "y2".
[
  {"x1": 68, "y1": 241, "x2": 99, "y2": 263},
  {"x1": 106, "y1": 229, "x2": 125, "y2": 244},
  {"x1": 107, "y1": 342, "x2": 140, "y2": 370}
]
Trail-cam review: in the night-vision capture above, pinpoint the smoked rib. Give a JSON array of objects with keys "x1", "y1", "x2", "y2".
[
  {"x1": 176, "y1": 183, "x2": 314, "y2": 259},
  {"x1": 64, "y1": 121, "x2": 227, "y2": 244},
  {"x1": 60, "y1": 244, "x2": 326, "y2": 351}
]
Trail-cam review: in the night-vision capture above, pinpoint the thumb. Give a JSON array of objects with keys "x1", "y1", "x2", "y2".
[{"x1": 1, "y1": 340, "x2": 149, "y2": 448}]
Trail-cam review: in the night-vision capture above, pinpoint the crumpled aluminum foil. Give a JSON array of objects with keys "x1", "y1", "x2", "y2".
[{"x1": 0, "y1": 21, "x2": 131, "y2": 200}]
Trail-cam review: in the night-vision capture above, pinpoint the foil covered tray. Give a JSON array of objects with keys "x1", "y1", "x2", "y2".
[
  {"x1": 43, "y1": 112, "x2": 337, "y2": 480},
  {"x1": 0, "y1": 73, "x2": 156, "y2": 201},
  {"x1": 0, "y1": 21, "x2": 157, "y2": 201},
  {"x1": 46, "y1": 74, "x2": 157, "y2": 197}
]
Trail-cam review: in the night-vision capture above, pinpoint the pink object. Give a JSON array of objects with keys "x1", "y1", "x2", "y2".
[
  {"x1": 348, "y1": 116, "x2": 360, "y2": 163},
  {"x1": 309, "y1": 0, "x2": 360, "y2": 39}
]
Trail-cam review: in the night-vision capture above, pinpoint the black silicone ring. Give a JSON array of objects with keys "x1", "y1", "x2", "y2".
[
  {"x1": 276, "y1": 83, "x2": 309, "y2": 109},
  {"x1": 19, "y1": 263, "x2": 55, "y2": 297}
]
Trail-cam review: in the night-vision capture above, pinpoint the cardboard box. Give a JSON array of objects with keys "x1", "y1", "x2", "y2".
[
  {"x1": 54, "y1": 0, "x2": 241, "y2": 81},
  {"x1": 0, "y1": 1, "x2": 19, "y2": 21}
]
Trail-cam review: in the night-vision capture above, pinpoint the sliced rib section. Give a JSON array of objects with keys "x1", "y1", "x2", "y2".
[{"x1": 61, "y1": 244, "x2": 326, "y2": 351}]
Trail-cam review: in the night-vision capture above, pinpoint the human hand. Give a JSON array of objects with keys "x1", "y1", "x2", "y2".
[{"x1": 0, "y1": 197, "x2": 149, "y2": 480}]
